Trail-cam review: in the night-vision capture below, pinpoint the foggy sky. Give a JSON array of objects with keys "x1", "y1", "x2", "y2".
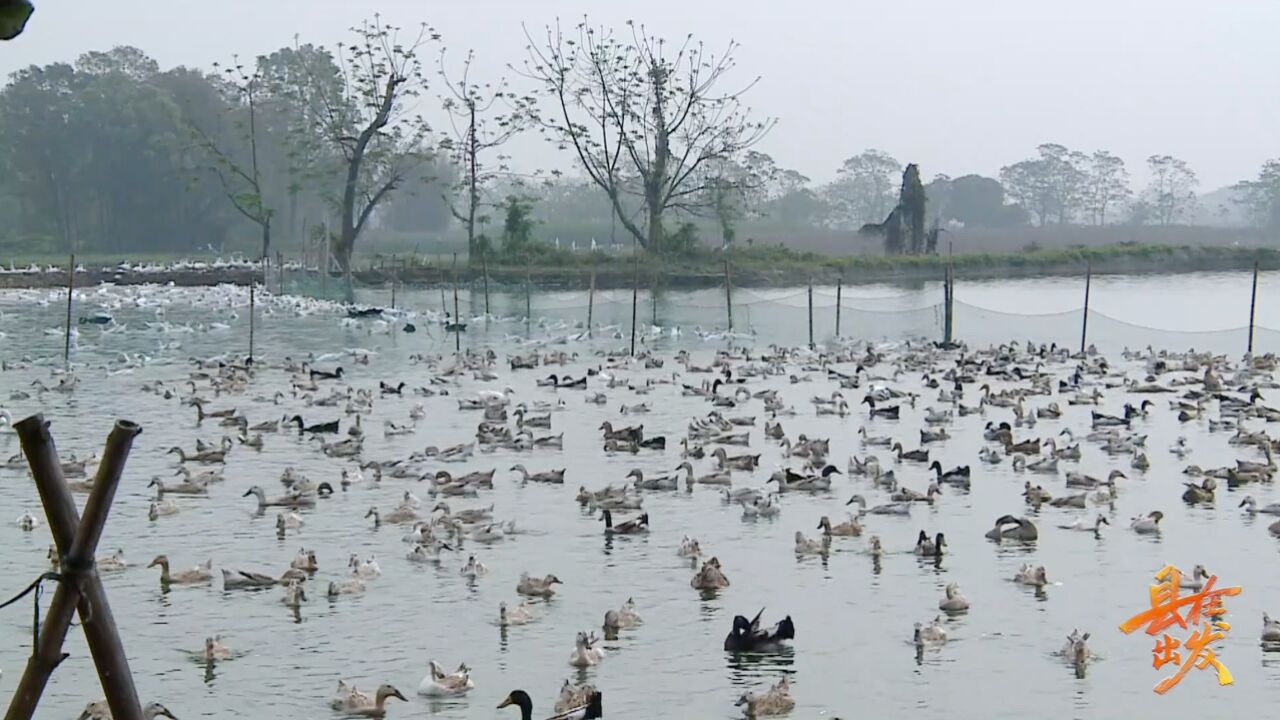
[{"x1": 5, "y1": 0, "x2": 1277, "y2": 190}]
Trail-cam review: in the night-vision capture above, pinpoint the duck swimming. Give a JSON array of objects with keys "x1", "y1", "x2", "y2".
[
  {"x1": 914, "y1": 530, "x2": 946, "y2": 557},
  {"x1": 600, "y1": 509, "x2": 649, "y2": 535},
  {"x1": 984, "y1": 514, "x2": 1038, "y2": 541},
  {"x1": 1131, "y1": 510, "x2": 1164, "y2": 534},
  {"x1": 497, "y1": 689, "x2": 602, "y2": 720},
  {"x1": 939, "y1": 582, "x2": 969, "y2": 611},
  {"x1": 418, "y1": 660, "x2": 474, "y2": 697},
  {"x1": 1012, "y1": 564, "x2": 1049, "y2": 588},
  {"x1": 735, "y1": 677, "x2": 795, "y2": 717},
  {"x1": 500, "y1": 600, "x2": 535, "y2": 626},
  {"x1": 517, "y1": 572, "x2": 562, "y2": 597},
  {"x1": 723, "y1": 608, "x2": 795, "y2": 652},
  {"x1": 692, "y1": 556, "x2": 730, "y2": 590}
]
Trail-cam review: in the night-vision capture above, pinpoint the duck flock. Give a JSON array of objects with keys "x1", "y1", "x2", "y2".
[{"x1": 3, "y1": 283, "x2": 1280, "y2": 718}]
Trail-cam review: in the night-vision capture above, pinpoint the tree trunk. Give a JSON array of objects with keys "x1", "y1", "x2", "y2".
[{"x1": 646, "y1": 186, "x2": 664, "y2": 253}]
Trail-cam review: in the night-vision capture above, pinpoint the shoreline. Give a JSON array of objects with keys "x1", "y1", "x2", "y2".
[{"x1": 0, "y1": 245, "x2": 1274, "y2": 291}]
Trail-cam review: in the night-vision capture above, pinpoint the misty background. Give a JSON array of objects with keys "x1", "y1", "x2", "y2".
[{"x1": 1, "y1": 0, "x2": 1278, "y2": 260}]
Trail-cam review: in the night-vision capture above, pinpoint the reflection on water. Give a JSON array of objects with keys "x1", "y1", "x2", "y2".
[{"x1": 0, "y1": 275, "x2": 1279, "y2": 719}]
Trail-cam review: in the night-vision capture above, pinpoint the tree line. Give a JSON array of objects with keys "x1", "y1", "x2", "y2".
[{"x1": 1, "y1": 15, "x2": 1278, "y2": 268}]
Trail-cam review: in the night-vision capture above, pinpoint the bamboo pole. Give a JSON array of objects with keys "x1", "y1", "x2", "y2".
[
  {"x1": 248, "y1": 283, "x2": 255, "y2": 362},
  {"x1": 1248, "y1": 259, "x2": 1260, "y2": 354},
  {"x1": 277, "y1": 251, "x2": 283, "y2": 292},
  {"x1": 943, "y1": 244, "x2": 955, "y2": 344},
  {"x1": 630, "y1": 245, "x2": 639, "y2": 356},
  {"x1": 452, "y1": 253, "x2": 461, "y2": 353},
  {"x1": 587, "y1": 264, "x2": 596, "y2": 338},
  {"x1": 390, "y1": 254, "x2": 397, "y2": 310},
  {"x1": 723, "y1": 257, "x2": 733, "y2": 333},
  {"x1": 1080, "y1": 260, "x2": 1092, "y2": 354},
  {"x1": 835, "y1": 277, "x2": 843, "y2": 337},
  {"x1": 7, "y1": 417, "x2": 144, "y2": 720},
  {"x1": 807, "y1": 279, "x2": 814, "y2": 350},
  {"x1": 525, "y1": 258, "x2": 532, "y2": 330},
  {"x1": 63, "y1": 255, "x2": 74, "y2": 365},
  {"x1": 481, "y1": 251, "x2": 491, "y2": 323}
]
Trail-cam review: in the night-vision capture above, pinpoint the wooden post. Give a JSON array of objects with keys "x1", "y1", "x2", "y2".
[
  {"x1": 7, "y1": 416, "x2": 144, "y2": 720},
  {"x1": 651, "y1": 264, "x2": 659, "y2": 327},
  {"x1": 943, "y1": 245, "x2": 955, "y2": 344},
  {"x1": 630, "y1": 245, "x2": 639, "y2": 356},
  {"x1": 835, "y1": 277, "x2": 843, "y2": 337},
  {"x1": 248, "y1": 283, "x2": 255, "y2": 362},
  {"x1": 587, "y1": 265, "x2": 596, "y2": 338},
  {"x1": 807, "y1": 279, "x2": 814, "y2": 350},
  {"x1": 63, "y1": 255, "x2": 74, "y2": 365},
  {"x1": 525, "y1": 258, "x2": 532, "y2": 329},
  {"x1": 1248, "y1": 259, "x2": 1260, "y2": 354},
  {"x1": 452, "y1": 253, "x2": 461, "y2": 353},
  {"x1": 390, "y1": 254, "x2": 397, "y2": 310},
  {"x1": 1079, "y1": 260, "x2": 1092, "y2": 354},
  {"x1": 723, "y1": 257, "x2": 733, "y2": 333},
  {"x1": 481, "y1": 251, "x2": 491, "y2": 322},
  {"x1": 277, "y1": 251, "x2": 284, "y2": 292}
]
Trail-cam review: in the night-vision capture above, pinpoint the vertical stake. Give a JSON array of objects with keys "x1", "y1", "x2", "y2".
[
  {"x1": 1080, "y1": 259, "x2": 1092, "y2": 354},
  {"x1": 630, "y1": 242, "x2": 639, "y2": 356},
  {"x1": 1248, "y1": 258, "x2": 1260, "y2": 354},
  {"x1": 248, "y1": 283, "x2": 255, "y2": 362},
  {"x1": 587, "y1": 264, "x2": 596, "y2": 338},
  {"x1": 63, "y1": 254, "x2": 74, "y2": 365},
  {"x1": 723, "y1": 256, "x2": 733, "y2": 333},
  {"x1": 835, "y1": 276, "x2": 843, "y2": 337},
  {"x1": 807, "y1": 279, "x2": 814, "y2": 350}
]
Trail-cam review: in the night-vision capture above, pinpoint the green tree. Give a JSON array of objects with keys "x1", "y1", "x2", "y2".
[
  {"x1": 1145, "y1": 154, "x2": 1198, "y2": 225},
  {"x1": 828, "y1": 149, "x2": 900, "y2": 227},
  {"x1": 521, "y1": 18, "x2": 773, "y2": 252},
  {"x1": 1082, "y1": 150, "x2": 1131, "y2": 225},
  {"x1": 899, "y1": 164, "x2": 927, "y2": 254},
  {"x1": 1233, "y1": 159, "x2": 1280, "y2": 229}
]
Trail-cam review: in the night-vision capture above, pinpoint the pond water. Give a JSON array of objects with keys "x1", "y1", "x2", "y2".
[{"x1": 0, "y1": 271, "x2": 1277, "y2": 719}]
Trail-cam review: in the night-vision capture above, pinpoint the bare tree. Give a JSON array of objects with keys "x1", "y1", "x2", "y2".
[
  {"x1": 1082, "y1": 150, "x2": 1131, "y2": 225},
  {"x1": 437, "y1": 48, "x2": 533, "y2": 260},
  {"x1": 521, "y1": 18, "x2": 773, "y2": 252},
  {"x1": 1145, "y1": 154, "x2": 1198, "y2": 225},
  {"x1": 289, "y1": 17, "x2": 439, "y2": 278},
  {"x1": 191, "y1": 58, "x2": 273, "y2": 259}
]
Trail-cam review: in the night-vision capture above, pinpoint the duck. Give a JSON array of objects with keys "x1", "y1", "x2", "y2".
[
  {"x1": 201, "y1": 635, "x2": 232, "y2": 662},
  {"x1": 734, "y1": 677, "x2": 795, "y2": 717},
  {"x1": 282, "y1": 579, "x2": 307, "y2": 607},
  {"x1": 1182, "y1": 478, "x2": 1216, "y2": 503},
  {"x1": 846, "y1": 494, "x2": 911, "y2": 516},
  {"x1": 914, "y1": 616, "x2": 948, "y2": 645},
  {"x1": 984, "y1": 514, "x2": 1038, "y2": 541},
  {"x1": 794, "y1": 530, "x2": 830, "y2": 556},
  {"x1": 1058, "y1": 515, "x2": 1110, "y2": 534},
  {"x1": 691, "y1": 556, "x2": 730, "y2": 590},
  {"x1": 148, "y1": 477, "x2": 208, "y2": 497},
  {"x1": 678, "y1": 535, "x2": 703, "y2": 557},
  {"x1": 348, "y1": 554, "x2": 382, "y2": 579},
  {"x1": 148, "y1": 555, "x2": 212, "y2": 585},
  {"x1": 96, "y1": 549, "x2": 128, "y2": 572},
  {"x1": 460, "y1": 555, "x2": 489, "y2": 579},
  {"x1": 328, "y1": 578, "x2": 367, "y2": 598},
  {"x1": 497, "y1": 689, "x2": 602, "y2": 720},
  {"x1": 817, "y1": 514, "x2": 862, "y2": 537},
  {"x1": 892, "y1": 442, "x2": 929, "y2": 463},
  {"x1": 1130, "y1": 510, "x2": 1164, "y2": 534},
  {"x1": 499, "y1": 600, "x2": 535, "y2": 627},
  {"x1": 336, "y1": 684, "x2": 407, "y2": 718},
  {"x1": 768, "y1": 464, "x2": 840, "y2": 492},
  {"x1": 627, "y1": 468, "x2": 678, "y2": 491},
  {"x1": 221, "y1": 568, "x2": 280, "y2": 590},
  {"x1": 939, "y1": 582, "x2": 969, "y2": 611},
  {"x1": 147, "y1": 500, "x2": 180, "y2": 521},
  {"x1": 914, "y1": 530, "x2": 946, "y2": 556},
  {"x1": 510, "y1": 464, "x2": 566, "y2": 484},
  {"x1": 600, "y1": 509, "x2": 649, "y2": 535},
  {"x1": 517, "y1": 572, "x2": 563, "y2": 597},
  {"x1": 1239, "y1": 496, "x2": 1280, "y2": 515},
  {"x1": 16, "y1": 511, "x2": 38, "y2": 531},
  {"x1": 1176, "y1": 564, "x2": 1211, "y2": 591},
  {"x1": 568, "y1": 631, "x2": 605, "y2": 667},
  {"x1": 418, "y1": 660, "x2": 474, "y2": 697},
  {"x1": 712, "y1": 447, "x2": 760, "y2": 471},
  {"x1": 244, "y1": 485, "x2": 314, "y2": 509},
  {"x1": 723, "y1": 608, "x2": 795, "y2": 652},
  {"x1": 1012, "y1": 563, "x2": 1049, "y2": 588},
  {"x1": 603, "y1": 598, "x2": 642, "y2": 634},
  {"x1": 1262, "y1": 613, "x2": 1280, "y2": 642}
]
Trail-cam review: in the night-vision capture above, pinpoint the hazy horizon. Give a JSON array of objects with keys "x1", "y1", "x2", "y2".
[{"x1": 3, "y1": 0, "x2": 1277, "y2": 190}]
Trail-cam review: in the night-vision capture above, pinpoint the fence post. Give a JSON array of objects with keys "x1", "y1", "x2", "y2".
[
  {"x1": 481, "y1": 250, "x2": 491, "y2": 323},
  {"x1": 723, "y1": 257, "x2": 733, "y2": 333},
  {"x1": 630, "y1": 245, "x2": 639, "y2": 356},
  {"x1": 835, "y1": 276, "x2": 843, "y2": 337},
  {"x1": 248, "y1": 283, "x2": 255, "y2": 362},
  {"x1": 651, "y1": 264, "x2": 659, "y2": 327},
  {"x1": 277, "y1": 251, "x2": 283, "y2": 292},
  {"x1": 63, "y1": 254, "x2": 74, "y2": 365},
  {"x1": 390, "y1": 254, "x2": 397, "y2": 310},
  {"x1": 525, "y1": 258, "x2": 532, "y2": 330},
  {"x1": 943, "y1": 263, "x2": 954, "y2": 345},
  {"x1": 807, "y1": 279, "x2": 815, "y2": 350},
  {"x1": 452, "y1": 253, "x2": 461, "y2": 353},
  {"x1": 1248, "y1": 259, "x2": 1260, "y2": 354},
  {"x1": 1080, "y1": 259, "x2": 1092, "y2": 354},
  {"x1": 587, "y1": 264, "x2": 596, "y2": 338}
]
